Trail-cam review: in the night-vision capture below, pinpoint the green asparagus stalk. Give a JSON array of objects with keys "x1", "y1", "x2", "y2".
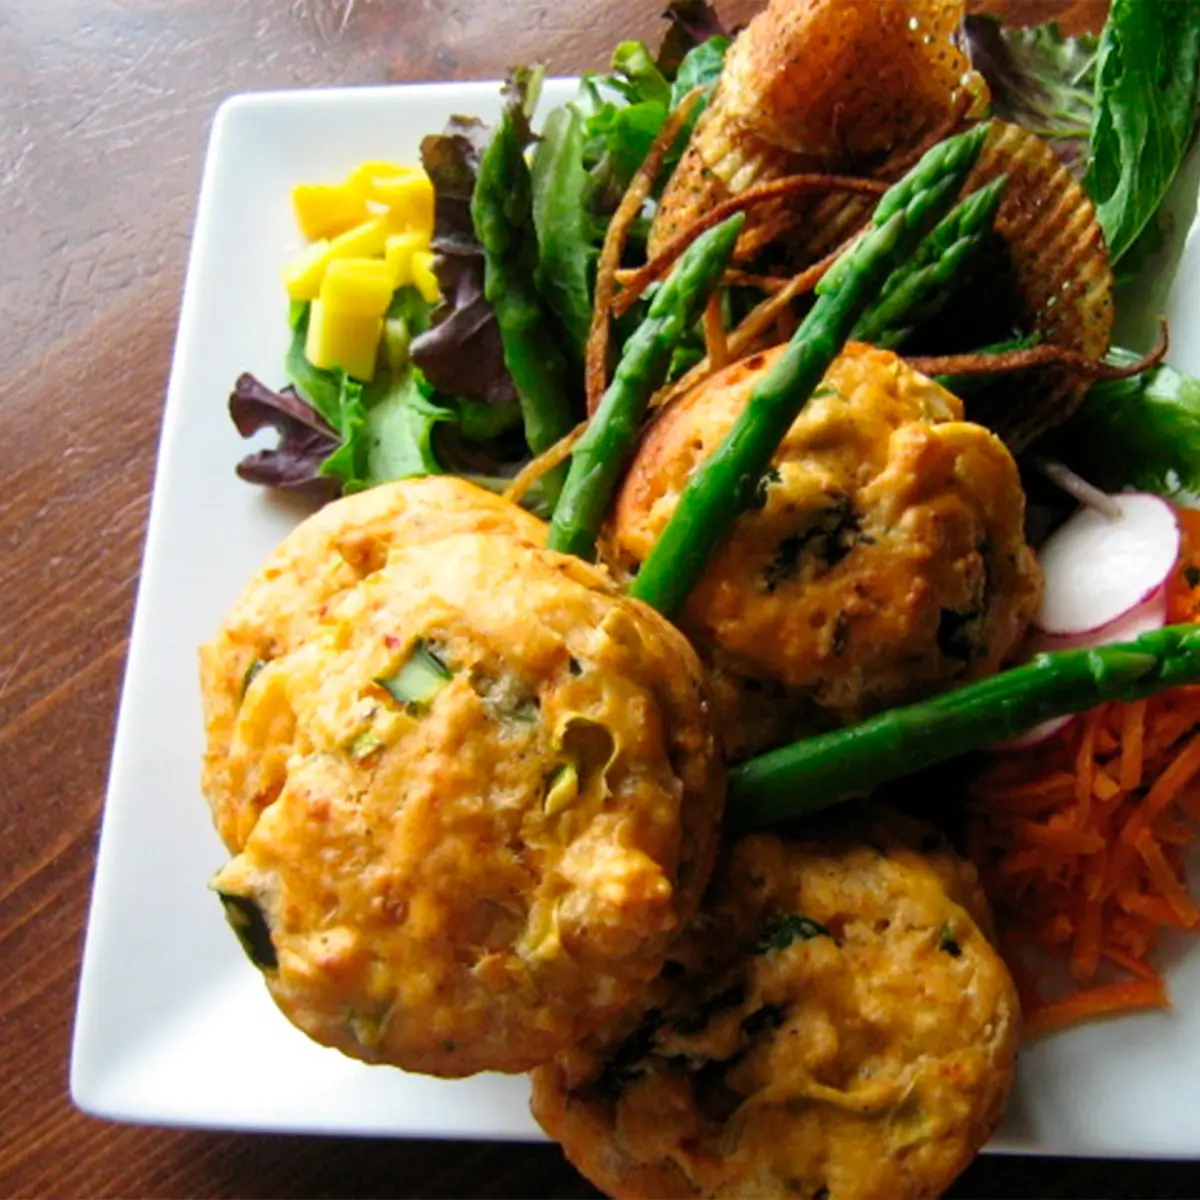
[
  {"x1": 473, "y1": 67, "x2": 577, "y2": 504},
  {"x1": 851, "y1": 175, "x2": 1007, "y2": 351},
  {"x1": 729, "y1": 624, "x2": 1200, "y2": 831},
  {"x1": 547, "y1": 213, "x2": 746, "y2": 561},
  {"x1": 627, "y1": 125, "x2": 989, "y2": 617}
]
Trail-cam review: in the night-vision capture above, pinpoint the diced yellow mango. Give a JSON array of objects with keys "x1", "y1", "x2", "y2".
[
  {"x1": 410, "y1": 250, "x2": 441, "y2": 305},
  {"x1": 377, "y1": 173, "x2": 435, "y2": 234},
  {"x1": 345, "y1": 160, "x2": 418, "y2": 201},
  {"x1": 305, "y1": 299, "x2": 382, "y2": 382},
  {"x1": 282, "y1": 216, "x2": 392, "y2": 300},
  {"x1": 320, "y1": 258, "x2": 396, "y2": 317},
  {"x1": 384, "y1": 231, "x2": 427, "y2": 287},
  {"x1": 282, "y1": 238, "x2": 332, "y2": 300},
  {"x1": 292, "y1": 183, "x2": 371, "y2": 241},
  {"x1": 328, "y1": 215, "x2": 390, "y2": 260}
]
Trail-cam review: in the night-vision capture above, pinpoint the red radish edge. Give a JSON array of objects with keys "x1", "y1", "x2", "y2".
[
  {"x1": 1036, "y1": 586, "x2": 1168, "y2": 653},
  {"x1": 987, "y1": 553, "x2": 1174, "y2": 754},
  {"x1": 986, "y1": 713, "x2": 1074, "y2": 753},
  {"x1": 1034, "y1": 493, "x2": 1180, "y2": 637}
]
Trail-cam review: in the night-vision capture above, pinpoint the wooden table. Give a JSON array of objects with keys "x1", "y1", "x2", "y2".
[{"x1": 4, "y1": 0, "x2": 1200, "y2": 1195}]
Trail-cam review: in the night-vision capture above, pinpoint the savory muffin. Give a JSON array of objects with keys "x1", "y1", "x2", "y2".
[
  {"x1": 532, "y1": 811, "x2": 1020, "y2": 1200},
  {"x1": 200, "y1": 475, "x2": 546, "y2": 851},
  {"x1": 609, "y1": 343, "x2": 1041, "y2": 753},
  {"x1": 207, "y1": 530, "x2": 724, "y2": 1077}
]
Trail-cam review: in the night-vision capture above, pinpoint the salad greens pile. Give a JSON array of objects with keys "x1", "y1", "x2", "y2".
[
  {"x1": 965, "y1": 0, "x2": 1200, "y2": 501},
  {"x1": 232, "y1": 0, "x2": 1200, "y2": 517},
  {"x1": 225, "y1": 1, "x2": 729, "y2": 504}
]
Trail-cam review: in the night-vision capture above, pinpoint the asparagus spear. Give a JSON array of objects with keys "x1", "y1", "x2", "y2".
[
  {"x1": 851, "y1": 175, "x2": 1007, "y2": 351},
  {"x1": 729, "y1": 624, "x2": 1200, "y2": 830},
  {"x1": 473, "y1": 67, "x2": 577, "y2": 504},
  {"x1": 547, "y1": 213, "x2": 745, "y2": 561},
  {"x1": 627, "y1": 125, "x2": 989, "y2": 617}
]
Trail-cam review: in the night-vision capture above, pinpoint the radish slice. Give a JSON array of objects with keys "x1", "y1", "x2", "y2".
[
  {"x1": 1036, "y1": 585, "x2": 1169, "y2": 653},
  {"x1": 986, "y1": 714, "x2": 1074, "y2": 753},
  {"x1": 1034, "y1": 493, "x2": 1180, "y2": 636},
  {"x1": 987, "y1": 581, "x2": 1171, "y2": 754}
]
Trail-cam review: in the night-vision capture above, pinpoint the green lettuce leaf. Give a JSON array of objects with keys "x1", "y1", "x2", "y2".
[
  {"x1": 284, "y1": 309, "x2": 342, "y2": 428},
  {"x1": 317, "y1": 373, "x2": 371, "y2": 489},
  {"x1": 1056, "y1": 351, "x2": 1200, "y2": 499},
  {"x1": 610, "y1": 41, "x2": 671, "y2": 107},
  {"x1": 1084, "y1": 0, "x2": 1200, "y2": 263},
  {"x1": 579, "y1": 34, "x2": 729, "y2": 194},
  {"x1": 669, "y1": 34, "x2": 730, "y2": 143},
  {"x1": 532, "y1": 104, "x2": 595, "y2": 358},
  {"x1": 362, "y1": 374, "x2": 454, "y2": 488}
]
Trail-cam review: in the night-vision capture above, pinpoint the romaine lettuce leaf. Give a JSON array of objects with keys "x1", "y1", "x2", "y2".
[{"x1": 532, "y1": 104, "x2": 595, "y2": 358}]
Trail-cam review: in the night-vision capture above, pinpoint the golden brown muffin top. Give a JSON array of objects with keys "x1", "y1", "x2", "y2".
[
  {"x1": 610, "y1": 343, "x2": 1041, "y2": 725},
  {"x1": 533, "y1": 811, "x2": 1019, "y2": 1200},
  {"x1": 200, "y1": 475, "x2": 546, "y2": 851},
  {"x1": 210, "y1": 531, "x2": 724, "y2": 1077}
]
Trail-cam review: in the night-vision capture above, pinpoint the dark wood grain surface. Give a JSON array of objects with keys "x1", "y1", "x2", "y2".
[{"x1": 4, "y1": 0, "x2": 1200, "y2": 1196}]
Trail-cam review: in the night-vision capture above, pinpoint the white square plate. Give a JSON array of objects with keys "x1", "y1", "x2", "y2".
[{"x1": 73, "y1": 80, "x2": 1200, "y2": 1154}]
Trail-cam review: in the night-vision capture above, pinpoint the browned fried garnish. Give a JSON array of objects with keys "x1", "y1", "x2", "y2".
[
  {"x1": 648, "y1": 238, "x2": 855, "y2": 414},
  {"x1": 650, "y1": 0, "x2": 988, "y2": 259},
  {"x1": 907, "y1": 319, "x2": 1166, "y2": 382},
  {"x1": 702, "y1": 293, "x2": 728, "y2": 371},
  {"x1": 502, "y1": 421, "x2": 587, "y2": 506},
  {"x1": 961, "y1": 120, "x2": 1114, "y2": 448},
  {"x1": 612, "y1": 173, "x2": 887, "y2": 319},
  {"x1": 587, "y1": 90, "x2": 704, "y2": 415}
]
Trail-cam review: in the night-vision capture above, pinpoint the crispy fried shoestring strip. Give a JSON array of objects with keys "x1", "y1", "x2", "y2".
[
  {"x1": 648, "y1": 237, "x2": 857, "y2": 412},
  {"x1": 613, "y1": 267, "x2": 793, "y2": 294},
  {"x1": 702, "y1": 292, "x2": 729, "y2": 372},
  {"x1": 503, "y1": 422, "x2": 587, "y2": 506},
  {"x1": 586, "y1": 89, "x2": 705, "y2": 416},
  {"x1": 906, "y1": 320, "x2": 1169, "y2": 381},
  {"x1": 1035, "y1": 459, "x2": 1122, "y2": 520},
  {"x1": 610, "y1": 174, "x2": 888, "y2": 320}
]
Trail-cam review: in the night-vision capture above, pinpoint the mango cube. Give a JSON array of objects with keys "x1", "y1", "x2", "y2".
[
  {"x1": 282, "y1": 216, "x2": 392, "y2": 301},
  {"x1": 320, "y1": 258, "x2": 396, "y2": 317},
  {"x1": 345, "y1": 160, "x2": 416, "y2": 200},
  {"x1": 410, "y1": 250, "x2": 441, "y2": 304},
  {"x1": 327, "y1": 215, "x2": 390, "y2": 260},
  {"x1": 377, "y1": 173, "x2": 435, "y2": 234},
  {"x1": 384, "y1": 232, "x2": 426, "y2": 287},
  {"x1": 282, "y1": 239, "x2": 332, "y2": 301},
  {"x1": 305, "y1": 299, "x2": 382, "y2": 382},
  {"x1": 292, "y1": 183, "x2": 370, "y2": 241}
]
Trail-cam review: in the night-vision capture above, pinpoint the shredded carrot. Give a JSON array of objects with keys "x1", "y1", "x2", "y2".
[
  {"x1": 1116, "y1": 890, "x2": 1198, "y2": 929},
  {"x1": 970, "y1": 515, "x2": 1200, "y2": 1036},
  {"x1": 1135, "y1": 830, "x2": 1200, "y2": 926},
  {"x1": 1120, "y1": 699, "x2": 1147, "y2": 791},
  {"x1": 1024, "y1": 980, "x2": 1169, "y2": 1041},
  {"x1": 1074, "y1": 709, "x2": 1098, "y2": 827},
  {"x1": 1071, "y1": 896, "x2": 1103, "y2": 981},
  {"x1": 1101, "y1": 946, "x2": 1160, "y2": 982}
]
